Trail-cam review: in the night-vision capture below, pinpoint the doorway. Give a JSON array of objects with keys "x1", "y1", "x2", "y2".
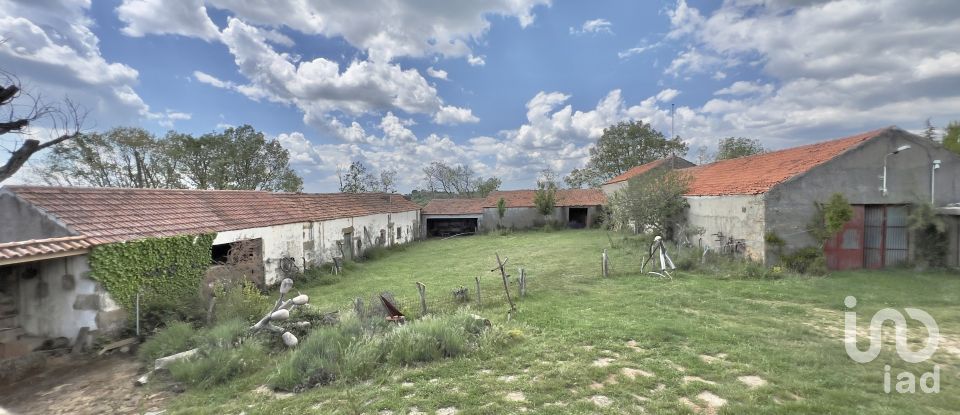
[{"x1": 568, "y1": 208, "x2": 589, "y2": 229}]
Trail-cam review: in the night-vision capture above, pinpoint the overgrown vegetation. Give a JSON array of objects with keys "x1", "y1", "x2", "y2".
[
  {"x1": 606, "y1": 169, "x2": 691, "y2": 239},
  {"x1": 908, "y1": 202, "x2": 948, "y2": 268},
  {"x1": 137, "y1": 320, "x2": 199, "y2": 363},
  {"x1": 89, "y1": 233, "x2": 215, "y2": 330},
  {"x1": 808, "y1": 193, "x2": 853, "y2": 244},
  {"x1": 269, "y1": 310, "x2": 511, "y2": 391}
]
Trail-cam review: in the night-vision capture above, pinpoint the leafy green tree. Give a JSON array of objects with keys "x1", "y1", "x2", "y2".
[
  {"x1": 38, "y1": 124, "x2": 302, "y2": 192},
  {"x1": 943, "y1": 121, "x2": 960, "y2": 156},
  {"x1": 607, "y1": 169, "x2": 691, "y2": 239},
  {"x1": 496, "y1": 197, "x2": 507, "y2": 228},
  {"x1": 715, "y1": 137, "x2": 764, "y2": 160},
  {"x1": 420, "y1": 161, "x2": 501, "y2": 197},
  {"x1": 566, "y1": 120, "x2": 688, "y2": 184},
  {"x1": 41, "y1": 127, "x2": 179, "y2": 188},
  {"x1": 564, "y1": 167, "x2": 602, "y2": 188},
  {"x1": 533, "y1": 170, "x2": 558, "y2": 221},
  {"x1": 476, "y1": 177, "x2": 502, "y2": 197},
  {"x1": 338, "y1": 161, "x2": 369, "y2": 193}
]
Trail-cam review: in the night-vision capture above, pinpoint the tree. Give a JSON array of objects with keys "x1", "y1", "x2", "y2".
[
  {"x1": 944, "y1": 121, "x2": 960, "y2": 156},
  {"x1": 368, "y1": 168, "x2": 398, "y2": 193},
  {"x1": 908, "y1": 202, "x2": 948, "y2": 268},
  {"x1": 34, "y1": 124, "x2": 303, "y2": 191},
  {"x1": 564, "y1": 167, "x2": 601, "y2": 189},
  {"x1": 533, "y1": 178, "x2": 557, "y2": 220},
  {"x1": 566, "y1": 120, "x2": 688, "y2": 185},
  {"x1": 41, "y1": 127, "x2": 176, "y2": 188},
  {"x1": 607, "y1": 169, "x2": 691, "y2": 239},
  {"x1": 922, "y1": 118, "x2": 940, "y2": 142},
  {"x1": 715, "y1": 137, "x2": 764, "y2": 160},
  {"x1": 1, "y1": 71, "x2": 86, "y2": 183},
  {"x1": 420, "y1": 161, "x2": 501, "y2": 197},
  {"x1": 496, "y1": 197, "x2": 507, "y2": 228},
  {"x1": 338, "y1": 161, "x2": 369, "y2": 193}
]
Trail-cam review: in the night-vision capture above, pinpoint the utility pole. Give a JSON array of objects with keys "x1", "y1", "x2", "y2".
[{"x1": 671, "y1": 103, "x2": 676, "y2": 138}]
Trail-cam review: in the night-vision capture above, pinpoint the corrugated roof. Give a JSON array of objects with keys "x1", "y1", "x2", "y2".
[
  {"x1": 0, "y1": 236, "x2": 91, "y2": 261},
  {"x1": 604, "y1": 156, "x2": 694, "y2": 185},
  {"x1": 422, "y1": 198, "x2": 485, "y2": 215},
  {"x1": 3, "y1": 186, "x2": 420, "y2": 245},
  {"x1": 485, "y1": 188, "x2": 606, "y2": 208},
  {"x1": 681, "y1": 127, "x2": 892, "y2": 196}
]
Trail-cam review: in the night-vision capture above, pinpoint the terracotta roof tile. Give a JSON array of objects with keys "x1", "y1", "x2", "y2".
[
  {"x1": 681, "y1": 127, "x2": 891, "y2": 196},
  {"x1": 3, "y1": 186, "x2": 420, "y2": 245},
  {"x1": 485, "y1": 188, "x2": 606, "y2": 208},
  {"x1": 422, "y1": 198, "x2": 485, "y2": 215},
  {"x1": 604, "y1": 156, "x2": 695, "y2": 185},
  {"x1": 0, "y1": 236, "x2": 91, "y2": 260}
]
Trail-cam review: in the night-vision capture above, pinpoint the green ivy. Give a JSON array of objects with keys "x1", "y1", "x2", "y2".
[{"x1": 89, "y1": 234, "x2": 215, "y2": 322}]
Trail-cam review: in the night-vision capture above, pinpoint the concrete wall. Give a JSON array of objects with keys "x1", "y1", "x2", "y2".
[
  {"x1": 2, "y1": 255, "x2": 123, "y2": 341},
  {"x1": 601, "y1": 181, "x2": 627, "y2": 197},
  {"x1": 213, "y1": 210, "x2": 420, "y2": 285},
  {"x1": 0, "y1": 191, "x2": 73, "y2": 243},
  {"x1": 478, "y1": 206, "x2": 600, "y2": 231},
  {"x1": 685, "y1": 195, "x2": 766, "y2": 262},
  {"x1": 765, "y1": 130, "x2": 960, "y2": 260}
]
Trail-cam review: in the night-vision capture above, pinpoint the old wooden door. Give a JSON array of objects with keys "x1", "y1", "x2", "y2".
[{"x1": 825, "y1": 205, "x2": 865, "y2": 270}]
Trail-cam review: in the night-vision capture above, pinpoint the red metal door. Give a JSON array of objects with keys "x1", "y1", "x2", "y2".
[{"x1": 824, "y1": 205, "x2": 865, "y2": 270}]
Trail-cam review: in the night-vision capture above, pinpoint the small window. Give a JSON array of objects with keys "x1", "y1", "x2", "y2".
[{"x1": 396, "y1": 227, "x2": 402, "y2": 240}]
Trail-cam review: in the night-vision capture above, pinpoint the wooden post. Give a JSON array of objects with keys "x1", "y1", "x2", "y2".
[
  {"x1": 518, "y1": 267, "x2": 526, "y2": 298},
  {"x1": 602, "y1": 248, "x2": 609, "y2": 278},
  {"x1": 416, "y1": 281, "x2": 427, "y2": 315},
  {"x1": 494, "y1": 253, "x2": 515, "y2": 310},
  {"x1": 475, "y1": 276, "x2": 482, "y2": 308}
]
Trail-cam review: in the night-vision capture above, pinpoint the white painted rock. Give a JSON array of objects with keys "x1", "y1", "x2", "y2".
[
  {"x1": 270, "y1": 309, "x2": 290, "y2": 321},
  {"x1": 282, "y1": 331, "x2": 298, "y2": 347},
  {"x1": 292, "y1": 294, "x2": 309, "y2": 305},
  {"x1": 279, "y1": 278, "x2": 294, "y2": 294}
]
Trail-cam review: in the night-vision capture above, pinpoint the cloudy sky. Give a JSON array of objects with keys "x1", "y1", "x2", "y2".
[{"x1": 3, "y1": 0, "x2": 960, "y2": 192}]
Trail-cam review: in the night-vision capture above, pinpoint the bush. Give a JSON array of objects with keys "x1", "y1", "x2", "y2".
[
  {"x1": 213, "y1": 281, "x2": 272, "y2": 324},
  {"x1": 269, "y1": 310, "x2": 498, "y2": 391},
  {"x1": 168, "y1": 341, "x2": 265, "y2": 388},
  {"x1": 137, "y1": 321, "x2": 198, "y2": 363},
  {"x1": 782, "y1": 247, "x2": 827, "y2": 275},
  {"x1": 197, "y1": 319, "x2": 249, "y2": 349}
]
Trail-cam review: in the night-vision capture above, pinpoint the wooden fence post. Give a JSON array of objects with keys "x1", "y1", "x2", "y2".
[
  {"x1": 416, "y1": 282, "x2": 427, "y2": 315},
  {"x1": 475, "y1": 276, "x2": 482, "y2": 308},
  {"x1": 494, "y1": 253, "x2": 516, "y2": 311},
  {"x1": 602, "y1": 248, "x2": 609, "y2": 278}
]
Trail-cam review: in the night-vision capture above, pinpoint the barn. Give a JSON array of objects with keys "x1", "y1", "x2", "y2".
[
  {"x1": 612, "y1": 127, "x2": 960, "y2": 268},
  {"x1": 0, "y1": 186, "x2": 420, "y2": 350},
  {"x1": 420, "y1": 188, "x2": 607, "y2": 236}
]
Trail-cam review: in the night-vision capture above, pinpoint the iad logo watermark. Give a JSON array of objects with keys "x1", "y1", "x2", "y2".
[{"x1": 844, "y1": 295, "x2": 940, "y2": 393}]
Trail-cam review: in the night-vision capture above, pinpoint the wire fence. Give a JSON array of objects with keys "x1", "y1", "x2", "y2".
[{"x1": 346, "y1": 261, "x2": 529, "y2": 320}]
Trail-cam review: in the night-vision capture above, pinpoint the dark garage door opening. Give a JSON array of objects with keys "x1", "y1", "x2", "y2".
[{"x1": 426, "y1": 218, "x2": 478, "y2": 237}]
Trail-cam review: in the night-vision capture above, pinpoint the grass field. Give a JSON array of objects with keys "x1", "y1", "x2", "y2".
[{"x1": 163, "y1": 229, "x2": 960, "y2": 414}]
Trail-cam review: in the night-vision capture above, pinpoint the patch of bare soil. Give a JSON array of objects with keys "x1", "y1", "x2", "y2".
[{"x1": 0, "y1": 354, "x2": 170, "y2": 415}]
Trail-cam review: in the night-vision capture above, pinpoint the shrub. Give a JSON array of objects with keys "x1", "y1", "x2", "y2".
[
  {"x1": 168, "y1": 341, "x2": 265, "y2": 388},
  {"x1": 197, "y1": 319, "x2": 249, "y2": 349},
  {"x1": 213, "y1": 281, "x2": 272, "y2": 324},
  {"x1": 782, "y1": 247, "x2": 828, "y2": 275},
  {"x1": 137, "y1": 321, "x2": 198, "y2": 363},
  {"x1": 908, "y1": 202, "x2": 948, "y2": 268}
]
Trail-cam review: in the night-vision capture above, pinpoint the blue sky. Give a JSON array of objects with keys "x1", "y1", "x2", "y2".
[{"x1": 3, "y1": 0, "x2": 960, "y2": 192}]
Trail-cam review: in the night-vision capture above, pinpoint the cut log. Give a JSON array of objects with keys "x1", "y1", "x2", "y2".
[
  {"x1": 98, "y1": 337, "x2": 137, "y2": 356},
  {"x1": 154, "y1": 348, "x2": 199, "y2": 371}
]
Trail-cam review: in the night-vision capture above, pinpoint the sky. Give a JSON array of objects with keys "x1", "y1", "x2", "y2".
[{"x1": 2, "y1": 0, "x2": 960, "y2": 192}]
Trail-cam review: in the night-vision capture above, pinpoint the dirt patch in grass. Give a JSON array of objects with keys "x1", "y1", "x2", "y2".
[{"x1": 0, "y1": 354, "x2": 170, "y2": 415}]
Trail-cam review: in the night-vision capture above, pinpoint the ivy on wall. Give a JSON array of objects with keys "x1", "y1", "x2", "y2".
[{"x1": 89, "y1": 234, "x2": 215, "y2": 320}]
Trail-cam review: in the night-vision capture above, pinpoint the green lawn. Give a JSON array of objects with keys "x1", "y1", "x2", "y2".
[{"x1": 164, "y1": 229, "x2": 960, "y2": 414}]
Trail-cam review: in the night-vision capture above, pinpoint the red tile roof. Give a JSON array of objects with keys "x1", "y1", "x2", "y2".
[
  {"x1": 681, "y1": 127, "x2": 891, "y2": 196},
  {"x1": 3, "y1": 186, "x2": 420, "y2": 245},
  {"x1": 604, "y1": 156, "x2": 694, "y2": 185},
  {"x1": 485, "y1": 188, "x2": 606, "y2": 208},
  {"x1": 422, "y1": 198, "x2": 485, "y2": 215},
  {"x1": 0, "y1": 236, "x2": 91, "y2": 261}
]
